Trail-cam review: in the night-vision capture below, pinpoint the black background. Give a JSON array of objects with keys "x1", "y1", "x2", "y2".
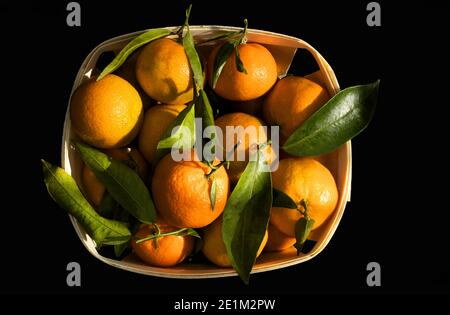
[{"x1": 1, "y1": 0, "x2": 448, "y2": 302}]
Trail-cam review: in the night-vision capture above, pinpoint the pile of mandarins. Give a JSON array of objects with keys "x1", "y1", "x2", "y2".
[{"x1": 70, "y1": 35, "x2": 338, "y2": 268}]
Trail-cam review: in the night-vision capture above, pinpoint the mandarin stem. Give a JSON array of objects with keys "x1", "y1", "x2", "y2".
[
  {"x1": 298, "y1": 199, "x2": 310, "y2": 220},
  {"x1": 135, "y1": 228, "x2": 189, "y2": 244},
  {"x1": 205, "y1": 140, "x2": 241, "y2": 179}
]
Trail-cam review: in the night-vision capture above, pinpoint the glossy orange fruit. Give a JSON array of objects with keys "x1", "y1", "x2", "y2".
[
  {"x1": 136, "y1": 38, "x2": 194, "y2": 104},
  {"x1": 208, "y1": 43, "x2": 277, "y2": 101},
  {"x1": 270, "y1": 158, "x2": 338, "y2": 237},
  {"x1": 70, "y1": 74, "x2": 143, "y2": 149},
  {"x1": 264, "y1": 224, "x2": 296, "y2": 252},
  {"x1": 151, "y1": 150, "x2": 229, "y2": 228},
  {"x1": 214, "y1": 112, "x2": 269, "y2": 184},
  {"x1": 131, "y1": 218, "x2": 195, "y2": 267},
  {"x1": 263, "y1": 76, "x2": 329, "y2": 142}
]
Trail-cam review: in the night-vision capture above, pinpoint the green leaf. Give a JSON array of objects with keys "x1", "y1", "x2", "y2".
[
  {"x1": 41, "y1": 160, "x2": 131, "y2": 246},
  {"x1": 211, "y1": 42, "x2": 235, "y2": 88},
  {"x1": 100, "y1": 155, "x2": 144, "y2": 220},
  {"x1": 113, "y1": 209, "x2": 133, "y2": 258},
  {"x1": 112, "y1": 202, "x2": 132, "y2": 226},
  {"x1": 114, "y1": 242, "x2": 130, "y2": 258},
  {"x1": 74, "y1": 142, "x2": 156, "y2": 224},
  {"x1": 154, "y1": 103, "x2": 196, "y2": 163},
  {"x1": 102, "y1": 235, "x2": 131, "y2": 246},
  {"x1": 195, "y1": 89, "x2": 217, "y2": 161},
  {"x1": 222, "y1": 150, "x2": 272, "y2": 284},
  {"x1": 294, "y1": 218, "x2": 315, "y2": 254},
  {"x1": 182, "y1": 26, "x2": 204, "y2": 88},
  {"x1": 210, "y1": 178, "x2": 217, "y2": 210},
  {"x1": 135, "y1": 227, "x2": 201, "y2": 243},
  {"x1": 156, "y1": 103, "x2": 195, "y2": 150},
  {"x1": 235, "y1": 46, "x2": 248, "y2": 74},
  {"x1": 198, "y1": 90, "x2": 216, "y2": 132},
  {"x1": 272, "y1": 188, "x2": 297, "y2": 209},
  {"x1": 97, "y1": 28, "x2": 172, "y2": 81},
  {"x1": 283, "y1": 80, "x2": 380, "y2": 156},
  {"x1": 98, "y1": 192, "x2": 121, "y2": 219},
  {"x1": 176, "y1": 228, "x2": 201, "y2": 239}
]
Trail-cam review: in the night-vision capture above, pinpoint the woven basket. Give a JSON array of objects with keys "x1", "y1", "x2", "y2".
[{"x1": 62, "y1": 26, "x2": 352, "y2": 278}]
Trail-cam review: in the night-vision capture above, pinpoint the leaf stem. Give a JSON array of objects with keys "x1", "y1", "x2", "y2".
[
  {"x1": 176, "y1": 4, "x2": 193, "y2": 38},
  {"x1": 185, "y1": 4, "x2": 193, "y2": 25},
  {"x1": 153, "y1": 222, "x2": 161, "y2": 235},
  {"x1": 135, "y1": 227, "x2": 189, "y2": 244},
  {"x1": 226, "y1": 140, "x2": 241, "y2": 161},
  {"x1": 298, "y1": 199, "x2": 310, "y2": 220},
  {"x1": 257, "y1": 140, "x2": 272, "y2": 151},
  {"x1": 205, "y1": 140, "x2": 241, "y2": 179},
  {"x1": 240, "y1": 19, "x2": 248, "y2": 44},
  {"x1": 205, "y1": 160, "x2": 227, "y2": 180}
]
